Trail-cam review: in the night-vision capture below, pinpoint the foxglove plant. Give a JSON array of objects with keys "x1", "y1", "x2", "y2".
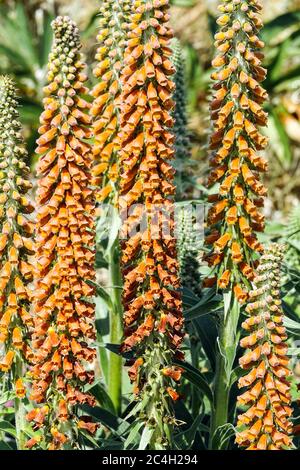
[
  {"x1": 204, "y1": 0, "x2": 269, "y2": 444},
  {"x1": 0, "y1": 75, "x2": 35, "y2": 449},
  {"x1": 236, "y1": 244, "x2": 293, "y2": 450},
  {"x1": 118, "y1": 0, "x2": 184, "y2": 449},
  {"x1": 90, "y1": 0, "x2": 130, "y2": 415},
  {"x1": 28, "y1": 16, "x2": 97, "y2": 450}
]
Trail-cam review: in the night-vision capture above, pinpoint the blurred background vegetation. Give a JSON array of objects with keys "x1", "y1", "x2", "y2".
[{"x1": 0, "y1": 0, "x2": 300, "y2": 220}]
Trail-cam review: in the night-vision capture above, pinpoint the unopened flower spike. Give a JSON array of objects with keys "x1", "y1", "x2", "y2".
[
  {"x1": 91, "y1": 0, "x2": 130, "y2": 205},
  {"x1": 0, "y1": 75, "x2": 34, "y2": 397},
  {"x1": 236, "y1": 244, "x2": 293, "y2": 450},
  {"x1": 177, "y1": 206, "x2": 202, "y2": 297},
  {"x1": 118, "y1": 0, "x2": 184, "y2": 449},
  {"x1": 28, "y1": 16, "x2": 97, "y2": 450},
  {"x1": 171, "y1": 39, "x2": 192, "y2": 199},
  {"x1": 204, "y1": 0, "x2": 269, "y2": 300}
]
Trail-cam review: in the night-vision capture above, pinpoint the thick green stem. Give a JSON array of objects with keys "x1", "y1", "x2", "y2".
[
  {"x1": 14, "y1": 357, "x2": 26, "y2": 450},
  {"x1": 209, "y1": 292, "x2": 240, "y2": 450},
  {"x1": 108, "y1": 238, "x2": 123, "y2": 415}
]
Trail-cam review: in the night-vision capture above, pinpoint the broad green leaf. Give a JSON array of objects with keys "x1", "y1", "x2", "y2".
[
  {"x1": 38, "y1": 11, "x2": 54, "y2": 68},
  {"x1": 0, "y1": 440, "x2": 13, "y2": 450},
  {"x1": 85, "y1": 381, "x2": 115, "y2": 414},
  {"x1": 0, "y1": 421, "x2": 17, "y2": 438},
  {"x1": 80, "y1": 405, "x2": 119, "y2": 431},
  {"x1": 124, "y1": 421, "x2": 144, "y2": 449},
  {"x1": 284, "y1": 316, "x2": 300, "y2": 335},
  {"x1": 265, "y1": 109, "x2": 292, "y2": 168},
  {"x1": 193, "y1": 314, "x2": 218, "y2": 372},
  {"x1": 174, "y1": 359, "x2": 213, "y2": 404},
  {"x1": 262, "y1": 11, "x2": 300, "y2": 44},
  {"x1": 86, "y1": 279, "x2": 112, "y2": 309},
  {"x1": 174, "y1": 413, "x2": 209, "y2": 449},
  {"x1": 138, "y1": 425, "x2": 154, "y2": 450},
  {"x1": 184, "y1": 298, "x2": 222, "y2": 321}
]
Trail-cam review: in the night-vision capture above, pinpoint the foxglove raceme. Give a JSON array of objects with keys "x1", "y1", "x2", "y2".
[
  {"x1": 118, "y1": 0, "x2": 184, "y2": 448},
  {"x1": 236, "y1": 244, "x2": 293, "y2": 450},
  {"x1": 91, "y1": 0, "x2": 130, "y2": 204},
  {"x1": 204, "y1": 0, "x2": 268, "y2": 300},
  {"x1": 0, "y1": 76, "x2": 34, "y2": 396},
  {"x1": 29, "y1": 17, "x2": 97, "y2": 449}
]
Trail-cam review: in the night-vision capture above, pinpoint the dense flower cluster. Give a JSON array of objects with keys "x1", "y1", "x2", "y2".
[
  {"x1": 118, "y1": 0, "x2": 184, "y2": 447},
  {"x1": 91, "y1": 0, "x2": 130, "y2": 205},
  {"x1": 0, "y1": 76, "x2": 34, "y2": 396},
  {"x1": 236, "y1": 244, "x2": 293, "y2": 450},
  {"x1": 28, "y1": 17, "x2": 97, "y2": 449},
  {"x1": 204, "y1": 0, "x2": 268, "y2": 300}
]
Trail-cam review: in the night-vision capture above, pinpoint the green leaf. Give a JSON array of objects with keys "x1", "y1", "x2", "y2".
[
  {"x1": 124, "y1": 421, "x2": 144, "y2": 449},
  {"x1": 174, "y1": 359, "x2": 213, "y2": 404},
  {"x1": 184, "y1": 298, "x2": 222, "y2": 321},
  {"x1": 230, "y1": 366, "x2": 244, "y2": 387},
  {"x1": 265, "y1": 109, "x2": 292, "y2": 168},
  {"x1": 78, "y1": 429, "x2": 101, "y2": 449},
  {"x1": 80, "y1": 405, "x2": 119, "y2": 431},
  {"x1": 0, "y1": 440, "x2": 13, "y2": 450},
  {"x1": 262, "y1": 11, "x2": 300, "y2": 45},
  {"x1": 38, "y1": 11, "x2": 54, "y2": 67},
  {"x1": 171, "y1": 0, "x2": 196, "y2": 6},
  {"x1": 138, "y1": 426, "x2": 154, "y2": 450},
  {"x1": 192, "y1": 314, "x2": 218, "y2": 372},
  {"x1": 174, "y1": 413, "x2": 209, "y2": 449},
  {"x1": 211, "y1": 423, "x2": 236, "y2": 450},
  {"x1": 284, "y1": 316, "x2": 300, "y2": 335},
  {"x1": 0, "y1": 420, "x2": 17, "y2": 438},
  {"x1": 86, "y1": 279, "x2": 112, "y2": 309},
  {"x1": 85, "y1": 381, "x2": 115, "y2": 414}
]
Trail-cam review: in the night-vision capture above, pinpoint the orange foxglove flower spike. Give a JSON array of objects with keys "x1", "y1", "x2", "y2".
[
  {"x1": 119, "y1": 0, "x2": 184, "y2": 448},
  {"x1": 91, "y1": 0, "x2": 130, "y2": 204},
  {"x1": 29, "y1": 17, "x2": 97, "y2": 450},
  {"x1": 205, "y1": 0, "x2": 268, "y2": 298},
  {"x1": 236, "y1": 244, "x2": 293, "y2": 450},
  {"x1": 0, "y1": 76, "x2": 34, "y2": 391}
]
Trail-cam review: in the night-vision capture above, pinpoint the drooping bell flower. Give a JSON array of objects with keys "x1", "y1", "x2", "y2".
[
  {"x1": 28, "y1": 16, "x2": 97, "y2": 450},
  {"x1": 204, "y1": 0, "x2": 268, "y2": 299},
  {"x1": 0, "y1": 75, "x2": 34, "y2": 394},
  {"x1": 118, "y1": 0, "x2": 184, "y2": 448},
  {"x1": 236, "y1": 244, "x2": 293, "y2": 450}
]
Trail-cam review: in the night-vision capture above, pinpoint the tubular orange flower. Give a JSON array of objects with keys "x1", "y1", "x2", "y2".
[
  {"x1": 29, "y1": 17, "x2": 97, "y2": 450},
  {"x1": 118, "y1": 0, "x2": 184, "y2": 448},
  {"x1": 0, "y1": 76, "x2": 34, "y2": 386},
  {"x1": 236, "y1": 244, "x2": 293, "y2": 450},
  {"x1": 204, "y1": 0, "x2": 268, "y2": 299}
]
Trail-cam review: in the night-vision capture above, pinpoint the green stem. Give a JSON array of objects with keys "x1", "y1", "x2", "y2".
[
  {"x1": 108, "y1": 238, "x2": 123, "y2": 415},
  {"x1": 14, "y1": 357, "x2": 26, "y2": 450},
  {"x1": 209, "y1": 292, "x2": 240, "y2": 450}
]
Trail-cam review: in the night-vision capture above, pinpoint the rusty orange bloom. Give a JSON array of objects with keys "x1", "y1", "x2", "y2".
[
  {"x1": 0, "y1": 76, "x2": 34, "y2": 393},
  {"x1": 28, "y1": 17, "x2": 97, "y2": 450},
  {"x1": 91, "y1": 0, "x2": 130, "y2": 205},
  {"x1": 118, "y1": 0, "x2": 184, "y2": 448},
  {"x1": 236, "y1": 244, "x2": 293, "y2": 450},
  {"x1": 205, "y1": 0, "x2": 268, "y2": 299}
]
